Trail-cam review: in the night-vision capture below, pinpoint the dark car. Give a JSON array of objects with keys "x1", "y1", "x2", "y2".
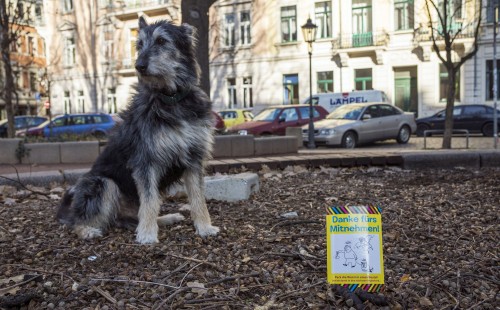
[
  {"x1": 0, "y1": 115, "x2": 48, "y2": 138},
  {"x1": 416, "y1": 104, "x2": 500, "y2": 137},
  {"x1": 43, "y1": 113, "x2": 117, "y2": 138},
  {"x1": 227, "y1": 105, "x2": 329, "y2": 136}
]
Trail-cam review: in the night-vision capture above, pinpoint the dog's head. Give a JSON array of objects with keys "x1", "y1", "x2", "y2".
[{"x1": 135, "y1": 16, "x2": 200, "y2": 93}]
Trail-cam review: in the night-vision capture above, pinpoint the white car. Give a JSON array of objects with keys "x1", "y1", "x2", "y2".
[{"x1": 302, "y1": 103, "x2": 417, "y2": 148}]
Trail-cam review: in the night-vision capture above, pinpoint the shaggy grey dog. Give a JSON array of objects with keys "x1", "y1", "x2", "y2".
[{"x1": 56, "y1": 17, "x2": 219, "y2": 244}]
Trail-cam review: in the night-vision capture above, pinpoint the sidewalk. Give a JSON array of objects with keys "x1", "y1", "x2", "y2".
[{"x1": 1, "y1": 137, "x2": 499, "y2": 186}]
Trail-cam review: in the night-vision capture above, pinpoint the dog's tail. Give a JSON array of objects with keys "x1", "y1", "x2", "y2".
[{"x1": 56, "y1": 175, "x2": 122, "y2": 238}]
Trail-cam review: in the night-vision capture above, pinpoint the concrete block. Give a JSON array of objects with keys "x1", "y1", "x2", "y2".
[
  {"x1": 0, "y1": 139, "x2": 22, "y2": 164},
  {"x1": 402, "y1": 151, "x2": 480, "y2": 170},
  {"x1": 479, "y1": 151, "x2": 500, "y2": 167},
  {"x1": 285, "y1": 127, "x2": 303, "y2": 149},
  {"x1": 254, "y1": 137, "x2": 271, "y2": 156},
  {"x1": 231, "y1": 135, "x2": 254, "y2": 157},
  {"x1": 60, "y1": 141, "x2": 100, "y2": 164},
  {"x1": 213, "y1": 135, "x2": 233, "y2": 158},
  {"x1": 22, "y1": 143, "x2": 61, "y2": 164},
  {"x1": 271, "y1": 137, "x2": 289, "y2": 154},
  {"x1": 169, "y1": 172, "x2": 260, "y2": 202}
]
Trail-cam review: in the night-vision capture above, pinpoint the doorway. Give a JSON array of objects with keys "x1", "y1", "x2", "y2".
[{"x1": 394, "y1": 67, "x2": 418, "y2": 117}]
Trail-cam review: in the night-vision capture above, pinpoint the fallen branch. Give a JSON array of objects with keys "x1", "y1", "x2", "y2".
[
  {"x1": 92, "y1": 287, "x2": 117, "y2": 304},
  {"x1": 0, "y1": 274, "x2": 42, "y2": 296}
]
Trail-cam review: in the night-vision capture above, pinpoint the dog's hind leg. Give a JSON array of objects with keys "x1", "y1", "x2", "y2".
[
  {"x1": 71, "y1": 176, "x2": 121, "y2": 239},
  {"x1": 183, "y1": 169, "x2": 219, "y2": 237},
  {"x1": 133, "y1": 168, "x2": 162, "y2": 244}
]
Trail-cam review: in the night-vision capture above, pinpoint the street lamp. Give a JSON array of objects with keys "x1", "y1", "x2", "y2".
[
  {"x1": 301, "y1": 17, "x2": 317, "y2": 149},
  {"x1": 493, "y1": 4, "x2": 499, "y2": 149}
]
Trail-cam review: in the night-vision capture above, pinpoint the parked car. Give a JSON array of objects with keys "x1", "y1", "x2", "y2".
[
  {"x1": 0, "y1": 115, "x2": 48, "y2": 138},
  {"x1": 43, "y1": 113, "x2": 117, "y2": 138},
  {"x1": 227, "y1": 105, "x2": 329, "y2": 136},
  {"x1": 212, "y1": 111, "x2": 226, "y2": 133},
  {"x1": 218, "y1": 109, "x2": 254, "y2": 128},
  {"x1": 416, "y1": 104, "x2": 500, "y2": 137},
  {"x1": 303, "y1": 102, "x2": 417, "y2": 148},
  {"x1": 17, "y1": 120, "x2": 50, "y2": 137}
]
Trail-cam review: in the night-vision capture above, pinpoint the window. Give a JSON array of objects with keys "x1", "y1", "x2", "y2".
[
  {"x1": 378, "y1": 104, "x2": 401, "y2": 116},
  {"x1": 29, "y1": 72, "x2": 37, "y2": 91},
  {"x1": 77, "y1": 90, "x2": 85, "y2": 113},
  {"x1": 315, "y1": 2, "x2": 332, "y2": 39},
  {"x1": 63, "y1": 35, "x2": 76, "y2": 67},
  {"x1": 394, "y1": 0, "x2": 414, "y2": 31},
  {"x1": 102, "y1": 26, "x2": 114, "y2": 62},
  {"x1": 64, "y1": 91, "x2": 72, "y2": 114},
  {"x1": 298, "y1": 106, "x2": 320, "y2": 119},
  {"x1": 107, "y1": 88, "x2": 117, "y2": 113},
  {"x1": 227, "y1": 78, "x2": 237, "y2": 108},
  {"x1": 280, "y1": 108, "x2": 298, "y2": 122},
  {"x1": 281, "y1": 6, "x2": 297, "y2": 43},
  {"x1": 463, "y1": 105, "x2": 486, "y2": 116},
  {"x1": 71, "y1": 115, "x2": 86, "y2": 125},
  {"x1": 27, "y1": 36, "x2": 35, "y2": 56},
  {"x1": 352, "y1": 0, "x2": 372, "y2": 47},
  {"x1": 126, "y1": 28, "x2": 138, "y2": 68},
  {"x1": 317, "y1": 71, "x2": 333, "y2": 93},
  {"x1": 240, "y1": 11, "x2": 251, "y2": 45},
  {"x1": 486, "y1": 60, "x2": 500, "y2": 100},
  {"x1": 35, "y1": 4, "x2": 44, "y2": 25},
  {"x1": 243, "y1": 77, "x2": 253, "y2": 108},
  {"x1": 283, "y1": 74, "x2": 299, "y2": 104},
  {"x1": 224, "y1": 13, "x2": 235, "y2": 47},
  {"x1": 487, "y1": 0, "x2": 499, "y2": 23},
  {"x1": 354, "y1": 68, "x2": 372, "y2": 90},
  {"x1": 63, "y1": 0, "x2": 73, "y2": 13},
  {"x1": 439, "y1": 64, "x2": 460, "y2": 101},
  {"x1": 438, "y1": 0, "x2": 464, "y2": 33}
]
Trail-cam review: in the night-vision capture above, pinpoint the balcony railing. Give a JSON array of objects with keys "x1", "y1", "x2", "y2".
[
  {"x1": 117, "y1": 0, "x2": 169, "y2": 9},
  {"x1": 332, "y1": 31, "x2": 389, "y2": 50},
  {"x1": 413, "y1": 23, "x2": 477, "y2": 42}
]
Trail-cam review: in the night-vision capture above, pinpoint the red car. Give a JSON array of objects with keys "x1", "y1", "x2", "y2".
[
  {"x1": 228, "y1": 105, "x2": 328, "y2": 136},
  {"x1": 211, "y1": 111, "x2": 226, "y2": 133}
]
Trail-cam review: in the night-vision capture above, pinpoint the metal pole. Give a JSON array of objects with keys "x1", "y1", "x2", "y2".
[
  {"x1": 307, "y1": 45, "x2": 316, "y2": 149},
  {"x1": 494, "y1": 6, "x2": 498, "y2": 149}
]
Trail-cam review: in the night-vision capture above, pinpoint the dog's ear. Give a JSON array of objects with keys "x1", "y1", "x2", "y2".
[
  {"x1": 181, "y1": 23, "x2": 197, "y2": 46},
  {"x1": 139, "y1": 16, "x2": 148, "y2": 29}
]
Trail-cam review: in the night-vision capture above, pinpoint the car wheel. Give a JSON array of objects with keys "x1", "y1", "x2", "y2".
[
  {"x1": 397, "y1": 125, "x2": 411, "y2": 144},
  {"x1": 481, "y1": 123, "x2": 494, "y2": 137},
  {"x1": 341, "y1": 131, "x2": 357, "y2": 149},
  {"x1": 93, "y1": 131, "x2": 106, "y2": 139},
  {"x1": 416, "y1": 123, "x2": 430, "y2": 137}
]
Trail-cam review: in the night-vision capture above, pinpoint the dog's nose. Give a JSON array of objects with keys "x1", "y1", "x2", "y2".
[{"x1": 135, "y1": 64, "x2": 147, "y2": 74}]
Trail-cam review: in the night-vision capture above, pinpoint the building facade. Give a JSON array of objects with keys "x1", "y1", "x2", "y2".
[
  {"x1": 209, "y1": 0, "x2": 498, "y2": 118},
  {"x1": 0, "y1": 0, "x2": 47, "y2": 118},
  {"x1": 43, "y1": 0, "x2": 180, "y2": 116}
]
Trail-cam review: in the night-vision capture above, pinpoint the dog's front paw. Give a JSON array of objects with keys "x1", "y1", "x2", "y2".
[
  {"x1": 136, "y1": 232, "x2": 159, "y2": 244},
  {"x1": 136, "y1": 225, "x2": 159, "y2": 244},
  {"x1": 196, "y1": 224, "x2": 220, "y2": 238}
]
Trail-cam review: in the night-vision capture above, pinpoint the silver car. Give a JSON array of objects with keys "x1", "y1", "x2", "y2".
[{"x1": 302, "y1": 103, "x2": 417, "y2": 148}]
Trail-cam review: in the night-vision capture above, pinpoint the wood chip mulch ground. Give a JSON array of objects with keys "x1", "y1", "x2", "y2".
[{"x1": 0, "y1": 166, "x2": 498, "y2": 309}]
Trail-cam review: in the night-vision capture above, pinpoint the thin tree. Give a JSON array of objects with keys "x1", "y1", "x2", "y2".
[
  {"x1": 0, "y1": 0, "x2": 34, "y2": 138},
  {"x1": 424, "y1": 0, "x2": 482, "y2": 148}
]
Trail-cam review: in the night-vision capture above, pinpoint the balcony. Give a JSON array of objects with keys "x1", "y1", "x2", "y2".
[
  {"x1": 332, "y1": 31, "x2": 389, "y2": 50},
  {"x1": 413, "y1": 23, "x2": 477, "y2": 43},
  {"x1": 108, "y1": 0, "x2": 175, "y2": 21}
]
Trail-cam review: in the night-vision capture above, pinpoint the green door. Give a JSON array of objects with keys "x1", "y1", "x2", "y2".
[{"x1": 395, "y1": 77, "x2": 418, "y2": 116}]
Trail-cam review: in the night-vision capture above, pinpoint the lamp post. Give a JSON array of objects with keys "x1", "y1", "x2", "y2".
[
  {"x1": 493, "y1": 4, "x2": 498, "y2": 149},
  {"x1": 301, "y1": 18, "x2": 317, "y2": 149}
]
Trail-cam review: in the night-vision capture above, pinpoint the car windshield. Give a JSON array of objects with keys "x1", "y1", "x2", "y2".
[
  {"x1": 326, "y1": 105, "x2": 364, "y2": 120},
  {"x1": 253, "y1": 108, "x2": 281, "y2": 121}
]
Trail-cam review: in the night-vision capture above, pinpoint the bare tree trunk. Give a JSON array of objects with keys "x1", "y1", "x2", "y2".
[{"x1": 442, "y1": 67, "x2": 456, "y2": 149}]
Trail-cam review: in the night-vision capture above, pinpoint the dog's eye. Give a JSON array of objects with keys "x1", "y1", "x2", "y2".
[{"x1": 155, "y1": 37, "x2": 166, "y2": 45}]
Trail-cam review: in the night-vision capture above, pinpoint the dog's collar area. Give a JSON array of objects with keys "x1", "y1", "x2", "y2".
[{"x1": 157, "y1": 87, "x2": 192, "y2": 104}]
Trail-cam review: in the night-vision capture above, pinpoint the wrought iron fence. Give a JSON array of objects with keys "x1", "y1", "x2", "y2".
[{"x1": 332, "y1": 31, "x2": 389, "y2": 49}]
